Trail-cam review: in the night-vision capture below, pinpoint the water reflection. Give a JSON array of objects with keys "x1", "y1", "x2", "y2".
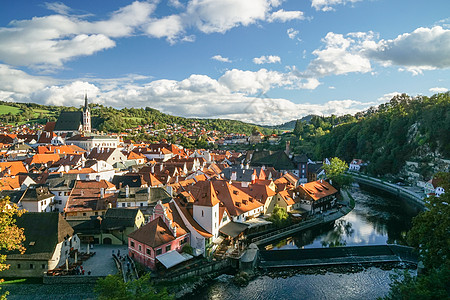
[{"x1": 267, "y1": 185, "x2": 423, "y2": 250}]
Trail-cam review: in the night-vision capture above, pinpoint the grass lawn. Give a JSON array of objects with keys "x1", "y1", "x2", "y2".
[{"x1": 0, "y1": 105, "x2": 22, "y2": 115}]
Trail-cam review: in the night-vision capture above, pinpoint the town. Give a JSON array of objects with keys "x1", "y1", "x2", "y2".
[
  {"x1": 0, "y1": 97, "x2": 350, "y2": 282},
  {"x1": 0, "y1": 97, "x2": 447, "y2": 294}
]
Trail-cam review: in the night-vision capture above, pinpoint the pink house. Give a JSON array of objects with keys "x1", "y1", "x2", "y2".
[{"x1": 128, "y1": 201, "x2": 190, "y2": 270}]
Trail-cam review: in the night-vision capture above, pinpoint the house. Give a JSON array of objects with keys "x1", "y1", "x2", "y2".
[
  {"x1": 349, "y1": 159, "x2": 365, "y2": 172},
  {"x1": 116, "y1": 186, "x2": 172, "y2": 210},
  {"x1": 99, "y1": 208, "x2": 145, "y2": 245},
  {"x1": 87, "y1": 147, "x2": 126, "y2": 166},
  {"x1": 233, "y1": 181, "x2": 276, "y2": 215},
  {"x1": 128, "y1": 201, "x2": 190, "y2": 270},
  {"x1": 293, "y1": 154, "x2": 308, "y2": 183},
  {"x1": 1, "y1": 212, "x2": 80, "y2": 277},
  {"x1": 210, "y1": 180, "x2": 264, "y2": 223},
  {"x1": 274, "y1": 189, "x2": 298, "y2": 212},
  {"x1": 19, "y1": 184, "x2": 55, "y2": 213},
  {"x1": 46, "y1": 173, "x2": 78, "y2": 213},
  {"x1": 64, "y1": 180, "x2": 117, "y2": 220},
  {"x1": 426, "y1": 177, "x2": 446, "y2": 197},
  {"x1": 66, "y1": 135, "x2": 120, "y2": 152},
  {"x1": 296, "y1": 180, "x2": 338, "y2": 214}
]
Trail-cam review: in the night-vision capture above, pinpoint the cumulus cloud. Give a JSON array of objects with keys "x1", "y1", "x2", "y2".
[
  {"x1": 305, "y1": 32, "x2": 372, "y2": 77},
  {"x1": 1, "y1": 1, "x2": 307, "y2": 68},
  {"x1": 429, "y1": 87, "x2": 448, "y2": 93},
  {"x1": 0, "y1": 1, "x2": 155, "y2": 69},
  {"x1": 211, "y1": 55, "x2": 231, "y2": 63},
  {"x1": 0, "y1": 65, "x2": 366, "y2": 125},
  {"x1": 145, "y1": 15, "x2": 184, "y2": 44},
  {"x1": 311, "y1": 0, "x2": 363, "y2": 12},
  {"x1": 253, "y1": 55, "x2": 281, "y2": 64},
  {"x1": 365, "y1": 26, "x2": 450, "y2": 75},
  {"x1": 268, "y1": 9, "x2": 304, "y2": 22},
  {"x1": 304, "y1": 26, "x2": 450, "y2": 77}
]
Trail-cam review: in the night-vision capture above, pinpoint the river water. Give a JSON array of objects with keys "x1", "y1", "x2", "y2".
[{"x1": 193, "y1": 184, "x2": 423, "y2": 300}]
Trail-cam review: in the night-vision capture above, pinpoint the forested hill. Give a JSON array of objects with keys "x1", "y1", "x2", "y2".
[
  {"x1": 293, "y1": 92, "x2": 450, "y2": 176},
  {"x1": 0, "y1": 102, "x2": 271, "y2": 135}
]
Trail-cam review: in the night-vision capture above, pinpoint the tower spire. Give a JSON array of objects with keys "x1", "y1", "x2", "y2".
[{"x1": 84, "y1": 93, "x2": 88, "y2": 110}]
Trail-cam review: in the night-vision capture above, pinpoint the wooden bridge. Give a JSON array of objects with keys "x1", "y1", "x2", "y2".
[{"x1": 259, "y1": 244, "x2": 418, "y2": 268}]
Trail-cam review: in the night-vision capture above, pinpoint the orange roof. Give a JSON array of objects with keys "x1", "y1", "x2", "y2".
[
  {"x1": 0, "y1": 161, "x2": 27, "y2": 176},
  {"x1": 211, "y1": 180, "x2": 264, "y2": 217},
  {"x1": 28, "y1": 153, "x2": 61, "y2": 165},
  {"x1": 297, "y1": 180, "x2": 337, "y2": 201},
  {"x1": 185, "y1": 181, "x2": 220, "y2": 207},
  {"x1": 0, "y1": 176, "x2": 20, "y2": 191},
  {"x1": 173, "y1": 196, "x2": 212, "y2": 238},
  {"x1": 277, "y1": 190, "x2": 295, "y2": 206}
]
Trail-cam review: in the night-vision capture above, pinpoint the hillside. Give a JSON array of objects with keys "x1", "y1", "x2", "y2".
[
  {"x1": 0, "y1": 101, "x2": 271, "y2": 136},
  {"x1": 267, "y1": 115, "x2": 318, "y2": 130},
  {"x1": 291, "y1": 92, "x2": 450, "y2": 178}
]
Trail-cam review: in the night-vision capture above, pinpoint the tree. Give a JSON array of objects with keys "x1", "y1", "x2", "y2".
[
  {"x1": 322, "y1": 157, "x2": 351, "y2": 188},
  {"x1": 406, "y1": 172, "x2": 450, "y2": 270},
  {"x1": 382, "y1": 172, "x2": 450, "y2": 299},
  {"x1": 95, "y1": 274, "x2": 173, "y2": 300},
  {"x1": 268, "y1": 205, "x2": 289, "y2": 227},
  {"x1": 0, "y1": 197, "x2": 26, "y2": 299}
]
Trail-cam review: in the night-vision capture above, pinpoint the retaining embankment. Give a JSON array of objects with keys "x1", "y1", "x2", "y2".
[
  {"x1": 347, "y1": 172, "x2": 425, "y2": 208},
  {"x1": 43, "y1": 274, "x2": 104, "y2": 284}
]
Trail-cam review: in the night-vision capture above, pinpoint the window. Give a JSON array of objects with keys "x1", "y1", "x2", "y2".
[
  {"x1": 201, "y1": 210, "x2": 204, "y2": 217},
  {"x1": 140, "y1": 203, "x2": 143, "y2": 207},
  {"x1": 146, "y1": 248, "x2": 151, "y2": 255},
  {"x1": 59, "y1": 192, "x2": 62, "y2": 196},
  {"x1": 42, "y1": 264, "x2": 46, "y2": 269},
  {"x1": 83, "y1": 213, "x2": 86, "y2": 216},
  {"x1": 17, "y1": 264, "x2": 21, "y2": 269},
  {"x1": 165, "y1": 245, "x2": 171, "y2": 252},
  {"x1": 130, "y1": 241, "x2": 135, "y2": 248},
  {"x1": 138, "y1": 245, "x2": 142, "y2": 251},
  {"x1": 156, "y1": 248, "x2": 162, "y2": 255},
  {"x1": 122, "y1": 203, "x2": 126, "y2": 207},
  {"x1": 30, "y1": 264, "x2": 34, "y2": 269}
]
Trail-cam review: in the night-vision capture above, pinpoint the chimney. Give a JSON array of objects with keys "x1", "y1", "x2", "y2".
[
  {"x1": 160, "y1": 164, "x2": 163, "y2": 172},
  {"x1": 245, "y1": 163, "x2": 249, "y2": 169},
  {"x1": 151, "y1": 164, "x2": 155, "y2": 173},
  {"x1": 125, "y1": 185, "x2": 129, "y2": 198},
  {"x1": 100, "y1": 188, "x2": 104, "y2": 198}
]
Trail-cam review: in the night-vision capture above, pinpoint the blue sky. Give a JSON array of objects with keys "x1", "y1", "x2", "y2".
[{"x1": 1, "y1": 0, "x2": 449, "y2": 125}]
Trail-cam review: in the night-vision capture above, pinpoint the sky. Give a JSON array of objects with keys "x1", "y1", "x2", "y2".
[{"x1": 1, "y1": 0, "x2": 449, "y2": 125}]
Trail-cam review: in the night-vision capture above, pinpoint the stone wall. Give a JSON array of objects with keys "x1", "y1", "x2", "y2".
[{"x1": 43, "y1": 274, "x2": 104, "y2": 284}]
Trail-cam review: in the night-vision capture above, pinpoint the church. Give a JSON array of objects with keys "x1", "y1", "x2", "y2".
[{"x1": 53, "y1": 95, "x2": 91, "y2": 136}]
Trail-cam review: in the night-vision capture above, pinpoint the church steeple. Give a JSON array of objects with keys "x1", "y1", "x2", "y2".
[
  {"x1": 82, "y1": 94, "x2": 91, "y2": 133},
  {"x1": 84, "y1": 93, "x2": 88, "y2": 111}
]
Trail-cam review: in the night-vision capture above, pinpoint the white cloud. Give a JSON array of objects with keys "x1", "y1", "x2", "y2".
[
  {"x1": 303, "y1": 26, "x2": 450, "y2": 78},
  {"x1": 311, "y1": 0, "x2": 363, "y2": 12},
  {"x1": 145, "y1": 15, "x2": 184, "y2": 44},
  {"x1": 305, "y1": 32, "x2": 372, "y2": 77},
  {"x1": 377, "y1": 92, "x2": 402, "y2": 102},
  {"x1": 268, "y1": 9, "x2": 304, "y2": 22},
  {"x1": 211, "y1": 55, "x2": 231, "y2": 63},
  {"x1": 44, "y1": 2, "x2": 72, "y2": 15},
  {"x1": 0, "y1": 1, "x2": 155, "y2": 69},
  {"x1": 253, "y1": 55, "x2": 281, "y2": 64},
  {"x1": 186, "y1": 0, "x2": 271, "y2": 34},
  {"x1": 429, "y1": 87, "x2": 448, "y2": 93},
  {"x1": 365, "y1": 26, "x2": 450, "y2": 75},
  {"x1": 0, "y1": 65, "x2": 361, "y2": 125},
  {"x1": 287, "y1": 28, "x2": 299, "y2": 40}
]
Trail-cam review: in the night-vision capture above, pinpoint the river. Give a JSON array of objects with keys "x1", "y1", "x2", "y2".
[{"x1": 192, "y1": 184, "x2": 423, "y2": 300}]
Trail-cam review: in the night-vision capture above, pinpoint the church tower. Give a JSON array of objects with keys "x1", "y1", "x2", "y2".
[{"x1": 82, "y1": 94, "x2": 91, "y2": 133}]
